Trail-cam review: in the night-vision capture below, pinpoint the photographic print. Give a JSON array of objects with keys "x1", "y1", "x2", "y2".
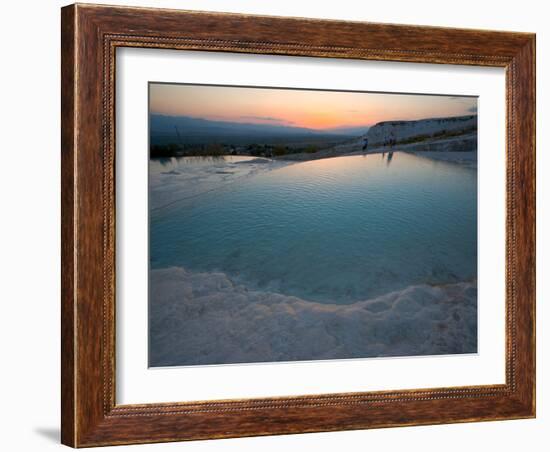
[{"x1": 148, "y1": 83, "x2": 478, "y2": 367}]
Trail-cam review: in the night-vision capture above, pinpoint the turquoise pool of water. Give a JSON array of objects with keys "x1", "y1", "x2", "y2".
[{"x1": 149, "y1": 153, "x2": 477, "y2": 304}]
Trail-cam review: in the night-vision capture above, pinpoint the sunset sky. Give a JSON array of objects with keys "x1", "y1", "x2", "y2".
[{"x1": 150, "y1": 83, "x2": 477, "y2": 131}]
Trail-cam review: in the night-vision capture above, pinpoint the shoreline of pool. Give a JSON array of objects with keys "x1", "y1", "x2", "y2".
[
  {"x1": 149, "y1": 266, "x2": 478, "y2": 367},
  {"x1": 273, "y1": 131, "x2": 477, "y2": 168}
]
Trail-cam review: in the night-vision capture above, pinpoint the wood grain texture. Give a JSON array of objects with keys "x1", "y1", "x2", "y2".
[{"x1": 60, "y1": 3, "x2": 536, "y2": 447}]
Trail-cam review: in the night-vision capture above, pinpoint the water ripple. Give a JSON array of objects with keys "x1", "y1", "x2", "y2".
[{"x1": 150, "y1": 153, "x2": 477, "y2": 304}]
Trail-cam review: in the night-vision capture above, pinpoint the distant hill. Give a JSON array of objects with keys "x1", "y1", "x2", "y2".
[
  {"x1": 366, "y1": 115, "x2": 477, "y2": 146},
  {"x1": 324, "y1": 125, "x2": 370, "y2": 136},
  {"x1": 277, "y1": 114, "x2": 478, "y2": 162},
  {"x1": 150, "y1": 114, "x2": 363, "y2": 145}
]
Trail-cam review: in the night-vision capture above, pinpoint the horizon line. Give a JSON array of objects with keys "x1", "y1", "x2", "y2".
[{"x1": 149, "y1": 111, "x2": 477, "y2": 132}]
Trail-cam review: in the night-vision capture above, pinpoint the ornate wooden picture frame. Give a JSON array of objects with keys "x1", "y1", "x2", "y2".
[{"x1": 61, "y1": 3, "x2": 535, "y2": 447}]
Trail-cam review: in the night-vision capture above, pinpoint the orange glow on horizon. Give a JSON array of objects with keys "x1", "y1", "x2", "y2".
[{"x1": 149, "y1": 83, "x2": 477, "y2": 131}]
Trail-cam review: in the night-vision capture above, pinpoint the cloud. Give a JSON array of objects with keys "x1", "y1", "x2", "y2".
[
  {"x1": 240, "y1": 115, "x2": 294, "y2": 124},
  {"x1": 467, "y1": 106, "x2": 478, "y2": 113}
]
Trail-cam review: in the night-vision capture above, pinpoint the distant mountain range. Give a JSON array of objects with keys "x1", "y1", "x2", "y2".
[
  {"x1": 150, "y1": 114, "x2": 368, "y2": 145},
  {"x1": 323, "y1": 125, "x2": 372, "y2": 135}
]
